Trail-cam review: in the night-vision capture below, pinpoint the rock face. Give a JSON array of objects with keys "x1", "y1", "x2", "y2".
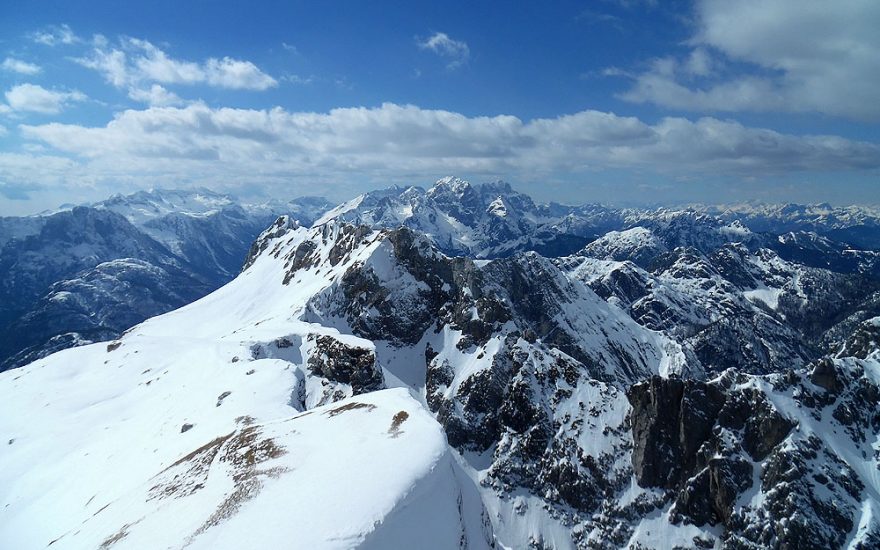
[
  {"x1": 567, "y1": 238, "x2": 878, "y2": 377},
  {"x1": 241, "y1": 215, "x2": 298, "y2": 271},
  {"x1": 625, "y1": 359, "x2": 879, "y2": 549},
  {"x1": 306, "y1": 334, "x2": 384, "y2": 395},
  {"x1": 627, "y1": 377, "x2": 726, "y2": 489},
  {"x1": 837, "y1": 317, "x2": 880, "y2": 359}
]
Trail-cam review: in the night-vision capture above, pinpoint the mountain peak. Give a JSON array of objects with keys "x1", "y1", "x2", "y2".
[
  {"x1": 477, "y1": 179, "x2": 514, "y2": 195},
  {"x1": 428, "y1": 175, "x2": 473, "y2": 195}
]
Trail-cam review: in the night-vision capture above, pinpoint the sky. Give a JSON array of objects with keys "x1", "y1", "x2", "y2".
[{"x1": 0, "y1": 0, "x2": 878, "y2": 215}]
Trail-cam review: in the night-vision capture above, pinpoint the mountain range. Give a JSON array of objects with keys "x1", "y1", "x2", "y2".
[
  {"x1": 0, "y1": 189, "x2": 333, "y2": 371},
  {"x1": 1, "y1": 178, "x2": 879, "y2": 549}
]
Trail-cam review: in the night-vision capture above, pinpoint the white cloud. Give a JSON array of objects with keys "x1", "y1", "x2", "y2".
[
  {"x1": 417, "y1": 32, "x2": 470, "y2": 69},
  {"x1": 31, "y1": 24, "x2": 79, "y2": 46},
  {"x1": 1, "y1": 58, "x2": 42, "y2": 75},
  {"x1": 127, "y1": 38, "x2": 204, "y2": 84},
  {"x1": 75, "y1": 47, "x2": 129, "y2": 87},
  {"x1": 74, "y1": 37, "x2": 278, "y2": 91},
  {"x1": 618, "y1": 0, "x2": 880, "y2": 120},
  {"x1": 4, "y1": 84, "x2": 86, "y2": 115},
  {"x1": 14, "y1": 103, "x2": 878, "y2": 194},
  {"x1": 204, "y1": 57, "x2": 278, "y2": 90},
  {"x1": 127, "y1": 84, "x2": 183, "y2": 107},
  {"x1": 683, "y1": 48, "x2": 713, "y2": 77}
]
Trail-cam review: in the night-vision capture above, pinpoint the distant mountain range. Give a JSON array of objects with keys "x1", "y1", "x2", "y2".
[
  {"x1": 0, "y1": 189, "x2": 333, "y2": 370},
  {"x1": 4, "y1": 179, "x2": 880, "y2": 373},
  {"x1": 2, "y1": 178, "x2": 880, "y2": 548}
]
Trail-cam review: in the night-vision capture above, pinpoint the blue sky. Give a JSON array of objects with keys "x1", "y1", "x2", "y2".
[{"x1": 0, "y1": 0, "x2": 878, "y2": 214}]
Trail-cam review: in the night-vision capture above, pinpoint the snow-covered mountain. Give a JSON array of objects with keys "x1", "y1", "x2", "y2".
[
  {"x1": 3, "y1": 199, "x2": 880, "y2": 548},
  {"x1": 319, "y1": 177, "x2": 880, "y2": 269},
  {"x1": 7, "y1": 178, "x2": 877, "y2": 374},
  {"x1": 315, "y1": 176, "x2": 594, "y2": 258},
  {"x1": 704, "y1": 202, "x2": 880, "y2": 250},
  {"x1": 3, "y1": 178, "x2": 880, "y2": 548},
  {"x1": 0, "y1": 189, "x2": 333, "y2": 371}
]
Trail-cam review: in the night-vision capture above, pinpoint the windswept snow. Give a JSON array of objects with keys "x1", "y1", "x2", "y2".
[{"x1": 0, "y1": 221, "x2": 495, "y2": 550}]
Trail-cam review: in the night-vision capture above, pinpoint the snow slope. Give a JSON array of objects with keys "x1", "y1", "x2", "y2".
[
  {"x1": 3, "y1": 199, "x2": 880, "y2": 549},
  {"x1": 0, "y1": 222, "x2": 493, "y2": 550}
]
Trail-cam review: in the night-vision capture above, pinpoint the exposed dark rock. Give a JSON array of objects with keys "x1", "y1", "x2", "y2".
[
  {"x1": 671, "y1": 456, "x2": 752, "y2": 528},
  {"x1": 216, "y1": 391, "x2": 232, "y2": 407},
  {"x1": 748, "y1": 436, "x2": 860, "y2": 550},
  {"x1": 716, "y1": 389, "x2": 795, "y2": 461},
  {"x1": 838, "y1": 318, "x2": 880, "y2": 359},
  {"x1": 242, "y1": 216, "x2": 295, "y2": 271},
  {"x1": 306, "y1": 334, "x2": 384, "y2": 395},
  {"x1": 627, "y1": 376, "x2": 726, "y2": 489},
  {"x1": 810, "y1": 357, "x2": 841, "y2": 392}
]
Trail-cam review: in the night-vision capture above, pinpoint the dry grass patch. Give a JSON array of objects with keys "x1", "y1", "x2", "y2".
[
  {"x1": 325, "y1": 401, "x2": 376, "y2": 417},
  {"x1": 388, "y1": 411, "x2": 409, "y2": 438}
]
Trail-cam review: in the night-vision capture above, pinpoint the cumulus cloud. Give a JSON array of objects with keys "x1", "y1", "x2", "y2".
[
  {"x1": 74, "y1": 36, "x2": 278, "y2": 91},
  {"x1": 31, "y1": 24, "x2": 79, "y2": 46},
  {"x1": 617, "y1": 0, "x2": 880, "y2": 120},
  {"x1": 417, "y1": 32, "x2": 470, "y2": 69},
  {"x1": 1, "y1": 58, "x2": 42, "y2": 75},
  {"x1": 127, "y1": 84, "x2": 184, "y2": 107},
  {"x1": 13, "y1": 103, "x2": 879, "y2": 195},
  {"x1": 3, "y1": 84, "x2": 86, "y2": 115}
]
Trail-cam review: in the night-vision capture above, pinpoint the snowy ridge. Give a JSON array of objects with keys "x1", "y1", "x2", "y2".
[
  {"x1": 3, "y1": 182, "x2": 880, "y2": 548},
  {"x1": 0, "y1": 221, "x2": 496, "y2": 549},
  {"x1": 0, "y1": 217, "x2": 683, "y2": 549},
  {"x1": 96, "y1": 188, "x2": 238, "y2": 225}
]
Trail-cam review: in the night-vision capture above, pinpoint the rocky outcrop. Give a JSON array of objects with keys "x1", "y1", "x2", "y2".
[
  {"x1": 306, "y1": 335, "x2": 384, "y2": 395},
  {"x1": 810, "y1": 357, "x2": 842, "y2": 392},
  {"x1": 242, "y1": 215, "x2": 297, "y2": 270},
  {"x1": 837, "y1": 317, "x2": 880, "y2": 359},
  {"x1": 622, "y1": 359, "x2": 880, "y2": 549},
  {"x1": 627, "y1": 377, "x2": 726, "y2": 489},
  {"x1": 628, "y1": 374, "x2": 799, "y2": 533}
]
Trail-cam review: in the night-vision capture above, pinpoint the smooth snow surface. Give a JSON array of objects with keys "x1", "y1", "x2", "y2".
[{"x1": 0, "y1": 222, "x2": 494, "y2": 550}]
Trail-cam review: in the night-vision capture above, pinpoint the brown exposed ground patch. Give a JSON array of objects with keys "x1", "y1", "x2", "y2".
[
  {"x1": 106, "y1": 341, "x2": 121, "y2": 352},
  {"x1": 325, "y1": 401, "x2": 376, "y2": 417},
  {"x1": 222, "y1": 426, "x2": 286, "y2": 473},
  {"x1": 388, "y1": 411, "x2": 410, "y2": 438},
  {"x1": 167, "y1": 433, "x2": 233, "y2": 472},
  {"x1": 147, "y1": 424, "x2": 291, "y2": 547},
  {"x1": 181, "y1": 426, "x2": 288, "y2": 546},
  {"x1": 148, "y1": 432, "x2": 234, "y2": 501},
  {"x1": 99, "y1": 518, "x2": 142, "y2": 549},
  {"x1": 235, "y1": 415, "x2": 256, "y2": 426}
]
